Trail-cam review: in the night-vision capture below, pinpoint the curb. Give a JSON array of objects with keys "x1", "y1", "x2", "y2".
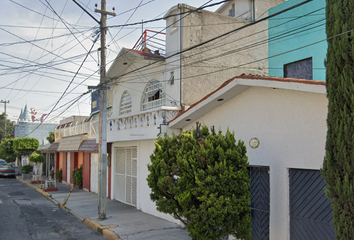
[
  {"x1": 17, "y1": 178, "x2": 122, "y2": 240},
  {"x1": 83, "y1": 218, "x2": 122, "y2": 240}
]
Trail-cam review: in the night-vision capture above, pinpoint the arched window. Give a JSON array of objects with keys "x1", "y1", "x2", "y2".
[
  {"x1": 120, "y1": 91, "x2": 132, "y2": 115},
  {"x1": 142, "y1": 80, "x2": 164, "y2": 111}
]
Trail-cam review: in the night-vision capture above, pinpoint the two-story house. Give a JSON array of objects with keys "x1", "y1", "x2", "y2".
[{"x1": 106, "y1": 0, "x2": 285, "y2": 223}]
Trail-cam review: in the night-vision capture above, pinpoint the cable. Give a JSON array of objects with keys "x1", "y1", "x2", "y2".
[
  {"x1": 25, "y1": 35, "x2": 99, "y2": 135},
  {"x1": 106, "y1": 0, "x2": 314, "y2": 85},
  {"x1": 103, "y1": 6, "x2": 325, "y2": 86}
]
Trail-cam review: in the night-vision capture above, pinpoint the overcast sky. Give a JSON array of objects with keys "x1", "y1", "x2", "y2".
[{"x1": 0, "y1": 0, "x2": 221, "y2": 123}]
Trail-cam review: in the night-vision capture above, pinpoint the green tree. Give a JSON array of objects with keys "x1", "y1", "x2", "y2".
[
  {"x1": 13, "y1": 137, "x2": 39, "y2": 157},
  {"x1": 0, "y1": 138, "x2": 17, "y2": 162},
  {"x1": 147, "y1": 125, "x2": 251, "y2": 240},
  {"x1": 322, "y1": 1, "x2": 354, "y2": 239},
  {"x1": 0, "y1": 113, "x2": 14, "y2": 142},
  {"x1": 46, "y1": 131, "x2": 55, "y2": 144}
]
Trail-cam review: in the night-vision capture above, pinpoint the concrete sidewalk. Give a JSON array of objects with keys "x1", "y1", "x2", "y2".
[{"x1": 18, "y1": 178, "x2": 191, "y2": 240}]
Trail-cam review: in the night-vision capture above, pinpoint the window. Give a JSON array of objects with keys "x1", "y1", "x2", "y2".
[
  {"x1": 230, "y1": 0, "x2": 255, "y2": 21},
  {"x1": 284, "y1": 58, "x2": 313, "y2": 80},
  {"x1": 120, "y1": 91, "x2": 132, "y2": 115},
  {"x1": 142, "y1": 80, "x2": 165, "y2": 111},
  {"x1": 229, "y1": 3, "x2": 235, "y2": 17}
]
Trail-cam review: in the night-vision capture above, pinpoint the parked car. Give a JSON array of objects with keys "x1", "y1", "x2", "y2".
[{"x1": 0, "y1": 160, "x2": 16, "y2": 178}]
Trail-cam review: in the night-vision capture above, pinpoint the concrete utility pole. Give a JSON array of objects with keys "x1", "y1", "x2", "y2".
[
  {"x1": 74, "y1": 0, "x2": 115, "y2": 220},
  {"x1": 1, "y1": 100, "x2": 9, "y2": 137},
  {"x1": 95, "y1": 0, "x2": 116, "y2": 220}
]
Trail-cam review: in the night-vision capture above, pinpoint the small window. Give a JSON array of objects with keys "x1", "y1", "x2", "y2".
[
  {"x1": 231, "y1": 0, "x2": 254, "y2": 21},
  {"x1": 284, "y1": 58, "x2": 313, "y2": 80},
  {"x1": 142, "y1": 80, "x2": 165, "y2": 111},
  {"x1": 229, "y1": 4, "x2": 235, "y2": 17},
  {"x1": 120, "y1": 91, "x2": 132, "y2": 115}
]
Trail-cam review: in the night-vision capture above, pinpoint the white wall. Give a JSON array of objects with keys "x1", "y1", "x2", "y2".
[
  {"x1": 182, "y1": 87, "x2": 328, "y2": 239},
  {"x1": 111, "y1": 140, "x2": 179, "y2": 224}
]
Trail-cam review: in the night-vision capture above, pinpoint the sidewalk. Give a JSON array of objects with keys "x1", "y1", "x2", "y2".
[{"x1": 18, "y1": 177, "x2": 191, "y2": 240}]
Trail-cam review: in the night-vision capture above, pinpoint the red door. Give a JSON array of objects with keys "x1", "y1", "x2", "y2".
[
  {"x1": 62, "y1": 153, "x2": 67, "y2": 183},
  {"x1": 83, "y1": 153, "x2": 91, "y2": 191},
  {"x1": 70, "y1": 152, "x2": 78, "y2": 185}
]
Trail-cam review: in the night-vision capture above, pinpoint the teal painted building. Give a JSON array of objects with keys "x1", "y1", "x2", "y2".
[{"x1": 268, "y1": 0, "x2": 327, "y2": 81}]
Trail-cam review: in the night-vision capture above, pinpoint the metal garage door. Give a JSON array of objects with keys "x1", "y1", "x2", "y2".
[
  {"x1": 249, "y1": 166, "x2": 270, "y2": 240},
  {"x1": 114, "y1": 147, "x2": 137, "y2": 206},
  {"x1": 289, "y1": 169, "x2": 335, "y2": 240}
]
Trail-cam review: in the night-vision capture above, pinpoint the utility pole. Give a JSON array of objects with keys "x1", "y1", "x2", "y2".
[
  {"x1": 1, "y1": 100, "x2": 9, "y2": 138},
  {"x1": 73, "y1": 0, "x2": 115, "y2": 220},
  {"x1": 95, "y1": 0, "x2": 115, "y2": 220}
]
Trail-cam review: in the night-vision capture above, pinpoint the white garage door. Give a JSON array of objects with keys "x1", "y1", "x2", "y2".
[
  {"x1": 114, "y1": 147, "x2": 137, "y2": 206},
  {"x1": 90, "y1": 153, "x2": 99, "y2": 193}
]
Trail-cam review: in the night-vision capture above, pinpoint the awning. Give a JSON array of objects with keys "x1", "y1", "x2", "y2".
[
  {"x1": 38, "y1": 143, "x2": 51, "y2": 152},
  {"x1": 48, "y1": 142, "x2": 60, "y2": 152},
  {"x1": 57, "y1": 134, "x2": 87, "y2": 152},
  {"x1": 78, "y1": 139, "x2": 98, "y2": 153}
]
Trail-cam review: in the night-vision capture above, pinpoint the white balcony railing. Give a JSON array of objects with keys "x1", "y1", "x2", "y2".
[{"x1": 55, "y1": 121, "x2": 98, "y2": 142}]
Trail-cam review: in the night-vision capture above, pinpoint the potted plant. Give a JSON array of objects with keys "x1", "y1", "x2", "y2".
[
  {"x1": 21, "y1": 164, "x2": 33, "y2": 180},
  {"x1": 72, "y1": 165, "x2": 83, "y2": 188},
  {"x1": 56, "y1": 168, "x2": 62, "y2": 182}
]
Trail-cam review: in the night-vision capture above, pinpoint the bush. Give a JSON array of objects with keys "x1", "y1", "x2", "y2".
[
  {"x1": 147, "y1": 125, "x2": 251, "y2": 240},
  {"x1": 29, "y1": 153, "x2": 45, "y2": 163},
  {"x1": 56, "y1": 168, "x2": 62, "y2": 181},
  {"x1": 21, "y1": 164, "x2": 33, "y2": 174},
  {"x1": 72, "y1": 165, "x2": 83, "y2": 186}
]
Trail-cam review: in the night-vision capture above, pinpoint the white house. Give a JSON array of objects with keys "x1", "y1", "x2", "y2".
[
  {"x1": 105, "y1": 1, "x2": 287, "y2": 224},
  {"x1": 169, "y1": 74, "x2": 335, "y2": 240}
]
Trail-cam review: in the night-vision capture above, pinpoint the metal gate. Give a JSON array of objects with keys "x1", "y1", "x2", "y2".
[
  {"x1": 114, "y1": 147, "x2": 137, "y2": 206},
  {"x1": 249, "y1": 166, "x2": 270, "y2": 240},
  {"x1": 289, "y1": 169, "x2": 335, "y2": 240}
]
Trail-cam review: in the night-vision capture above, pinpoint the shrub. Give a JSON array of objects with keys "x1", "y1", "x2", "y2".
[
  {"x1": 147, "y1": 124, "x2": 251, "y2": 240},
  {"x1": 29, "y1": 153, "x2": 45, "y2": 163},
  {"x1": 21, "y1": 164, "x2": 33, "y2": 174},
  {"x1": 56, "y1": 168, "x2": 62, "y2": 181},
  {"x1": 72, "y1": 165, "x2": 83, "y2": 186}
]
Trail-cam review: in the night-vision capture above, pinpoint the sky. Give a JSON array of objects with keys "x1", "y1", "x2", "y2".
[{"x1": 0, "y1": 0, "x2": 221, "y2": 123}]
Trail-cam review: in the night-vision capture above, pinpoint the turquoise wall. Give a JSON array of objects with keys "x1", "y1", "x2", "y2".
[{"x1": 268, "y1": 0, "x2": 327, "y2": 81}]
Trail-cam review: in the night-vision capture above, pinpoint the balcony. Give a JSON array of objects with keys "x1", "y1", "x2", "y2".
[
  {"x1": 55, "y1": 121, "x2": 98, "y2": 142},
  {"x1": 107, "y1": 107, "x2": 180, "y2": 142}
]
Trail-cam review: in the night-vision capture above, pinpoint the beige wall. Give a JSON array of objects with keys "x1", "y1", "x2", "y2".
[{"x1": 165, "y1": 1, "x2": 285, "y2": 106}]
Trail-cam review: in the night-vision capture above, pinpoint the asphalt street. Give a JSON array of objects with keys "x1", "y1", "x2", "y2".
[{"x1": 0, "y1": 177, "x2": 107, "y2": 240}]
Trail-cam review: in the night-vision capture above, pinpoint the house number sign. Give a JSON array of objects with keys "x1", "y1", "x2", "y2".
[{"x1": 249, "y1": 138, "x2": 260, "y2": 149}]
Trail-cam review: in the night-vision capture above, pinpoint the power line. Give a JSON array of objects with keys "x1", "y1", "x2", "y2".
[
  {"x1": 25, "y1": 34, "x2": 98, "y2": 136},
  {"x1": 106, "y1": 0, "x2": 314, "y2": 85}
]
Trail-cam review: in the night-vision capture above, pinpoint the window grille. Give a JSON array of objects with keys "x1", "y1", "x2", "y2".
[
  {"x1": 142, "y1": 80, "x2": 165, "y2": 111},
  {"x1": 120, "y1": 91, "x2": 132, "y2": 115}
]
